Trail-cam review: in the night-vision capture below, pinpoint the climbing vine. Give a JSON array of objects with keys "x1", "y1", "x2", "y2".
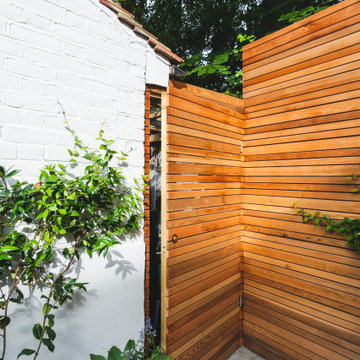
[
  {"x1": 295, "y1": 169, "x2": 360, "y2": 253},
  {"x1": 0, "y1": 122, "x2": 143, "y2": 359}
]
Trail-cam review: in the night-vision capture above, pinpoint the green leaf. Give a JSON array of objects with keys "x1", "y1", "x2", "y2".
[
  {"x1": 198, "y1": 67, "x2": 207, "y2": 76},
  {"x1": 0, "y1": 316, "x2": 10, "y2": 329},
  {"x1": 108, "y1": 346, "x2": 122, "y2": 360},
  {"x1": 45, "y1": 175, "x2": 58, "y2": 184},
  {"x1": 212, "y1": 53, "x2": 229, "y2": 64},
  {"x1": 47, "y1": 314, "x2": 55, "y2": 328},
  {"x1": 89, "y1": 355, "x2": 106, "y2": 360},
  {"x1": 42, "y1": 303, "x2": 51, "y2": 315},
  {"x1": 48, "y1": 205, "x2": 58, "y2": 211},
  {"x1": 40, "y1": 170, "x2": 48, "y2": 181},
  {"x1": 71, "y1": 210, "x2": 80, "y2": 217},
  {"x1": 0, "y1": 165, "x2": 5, "y2": 178},
  {"x1": 32, "y1": 323, "x2": 43, "y2": 340},
  {"x1": 58, "y1": 209, "x2": 67, "y2": 215},
  {"x1": 9, "y1": 298, "x2": 21, "y2": 304},
  {"x1": 152, "y1": 354, "x2": 168, "y2": 360},
  {"x1": 6, "y1": 169, "x2": 21, "y2": 178},
  {"x1": 17, "y1": 349, "x2": 36, "y2": 359},
  {"x1": 45, "y1": 326, "x2": 56, "y2": 341},
  {"x1": 0, "y1": 253, "x2": 13, "y2": 261},
  {"x1": 124, "y1": 340, "x2": 136, "y2": 351},
  {"x1": 35, "y1": 253, "x2": 47, "y2": 267},
  {"x1": 15, "y1": 287, "x2": 24, "y2": 301},
  {"x1": 0, "y1": 245, "x2": 20, "y2": 253},
  {"x1": 43, "y1": 338, "x2": 55, "y2": 352},
  {"x1": 59, "y1": 229, "x2": 67, "y2": 235},
  {"x1": 42, "y1": 209, "x2": 49, "y2": 220},
  {"x1": 10, "y1": 288, "x2": 25, "y2": 304}
]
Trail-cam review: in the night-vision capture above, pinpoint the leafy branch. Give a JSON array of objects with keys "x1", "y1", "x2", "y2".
[
  {"x1": 278, "y1": 0, "x2": 336, "y2": 24},
  {"x1": 180, "y1": 33, "x2": 254, "y2": 97},
  {"x1": 0, "y1": 121, "x2": 143, "y2": 359},
  {"x1": 294, "y1": 169, "x2": 360, "y2": 253}
]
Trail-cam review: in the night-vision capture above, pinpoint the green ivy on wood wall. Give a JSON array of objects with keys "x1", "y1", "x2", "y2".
[{"x1": 295, "y1": 170, "x2": 360, "y2": 253}]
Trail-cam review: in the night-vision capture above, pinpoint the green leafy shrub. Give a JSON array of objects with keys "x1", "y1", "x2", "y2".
[
  {"x1": 90, "y1": 319, "x2": 170, "y2": 360},
  {"x1": 0, "y1": 122, "x2": 143, "y2": 359}
]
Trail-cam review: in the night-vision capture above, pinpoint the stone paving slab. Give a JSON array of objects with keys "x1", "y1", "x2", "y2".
[{"x1": 227, "y1": 347, "x2": 265, "y2": 360}]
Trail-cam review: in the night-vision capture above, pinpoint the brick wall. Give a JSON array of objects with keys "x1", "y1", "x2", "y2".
[{"x1": 0, "y1": 0, "x2": 169, "y2": 358}]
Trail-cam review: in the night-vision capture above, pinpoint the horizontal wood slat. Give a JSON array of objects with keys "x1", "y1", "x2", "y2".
[
  {"x1": 169, "y1": 80, "x2": 245, "y2": 112},
  {"x1": 242, "y1": 1, "x2": 360, "y2": 359},
  {"x1": 244, "y1": 10, "x2": 360, "y2": 71},
  {"x1": 164, "y1": 80, "x2": 243, "y2": 359},
  {"x1": 245, "y1": 52, "x2": 360, "y2": 101},
  {"x1": 167, "y1": 132, "x2": 241, "y2": 155},
  {"x1": 244, "y1": 27, "x2": 360, "y2": 84},
  {"x1": 243, "y1": 0, "x2": 359, "y2": 61},
  {"x1": 163, "y1": 4, "x2": 360, "y2": 359}
]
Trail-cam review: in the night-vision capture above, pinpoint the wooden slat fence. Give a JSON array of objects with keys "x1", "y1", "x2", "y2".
[
  {"x1": 163, "y1": 81, "x2": 245, "y2": 360},
  {"x1": 144, "y1": 89, "x2": 151, "y2": 318},
  {"x1": 242, "y1": 0, "x2": 360, "y2": 358}
]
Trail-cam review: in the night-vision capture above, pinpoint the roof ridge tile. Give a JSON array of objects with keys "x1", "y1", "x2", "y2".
[{"x1": 100, "y1": 0, "x2": 183, "y2": 64}]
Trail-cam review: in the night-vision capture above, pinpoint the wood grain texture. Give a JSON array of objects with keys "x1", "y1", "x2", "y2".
[
  {"x1": 163, "y1": 80, "x2": 244, "y2": 359},
  {"x1": 161, "y1": 4, "x2": 360, "y2": 359},
  {"x1": 242, "y1": 1, "x2": 360, "y2": 358},
  {"x1": 144, "y1": 89, "x2": 151, "y2": 319}
]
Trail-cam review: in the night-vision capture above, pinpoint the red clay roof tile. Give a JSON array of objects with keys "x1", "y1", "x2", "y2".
[{"x1": 99, "y1": 0, "x2": 183, "y2": 64}]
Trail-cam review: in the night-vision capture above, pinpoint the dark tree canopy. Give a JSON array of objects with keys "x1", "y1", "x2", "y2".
[
  {"x1": 121, "y1": 0, "x2": 342, "y2": 94},
  {"x1": 122, "y1": 0, "x2": 251, "y2": 57}
]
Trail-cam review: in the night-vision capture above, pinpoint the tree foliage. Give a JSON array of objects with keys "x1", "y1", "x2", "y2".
[{"x1": 120, "y1": 0, "x2": 342, "y2": 94}]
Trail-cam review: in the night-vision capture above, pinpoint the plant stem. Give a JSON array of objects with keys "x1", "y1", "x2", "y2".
[
  {"x1": 32, "y1": 231, "x2": 84, "y2": 360},
  {"x1": 0, "y1": 177, "x2": 8, "y2": 247},
  {"x1": 1, "y1": 267, "x2": 26, "y2": 360},
  {"x1": 0, "y1": 177, "x2": 8, "y2": 192},
  {"x1": 1, "y1": 228, "x2": 34, "y2": 360}
]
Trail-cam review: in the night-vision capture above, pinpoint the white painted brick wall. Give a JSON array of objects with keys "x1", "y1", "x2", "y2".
[
  {"x1": 0, "y1": 0, "x2": 170, "y2": 358},
  {"x1": 0, "y1": 0, "x2": 153, "y2": 183}
]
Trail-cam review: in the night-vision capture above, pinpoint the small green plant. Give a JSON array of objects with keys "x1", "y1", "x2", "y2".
[
  {"x1": 0, "y1": 121, "x2": 143, "y2": 359},
  {"x1": 294, "y1": 169, "x2": 360, "y2": 253},
  {"x1": 90, "y1": 319, "x2": 170, "y2": 360}
]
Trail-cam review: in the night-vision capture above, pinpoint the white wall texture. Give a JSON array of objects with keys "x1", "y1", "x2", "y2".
[{"x1": 0, "y1": 0, "x2": 169, "y2": 358}]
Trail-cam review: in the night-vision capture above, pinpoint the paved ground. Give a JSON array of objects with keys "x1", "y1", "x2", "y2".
[{"x1": 227, "y1": 347, "x2": 265, "y2": 360}]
